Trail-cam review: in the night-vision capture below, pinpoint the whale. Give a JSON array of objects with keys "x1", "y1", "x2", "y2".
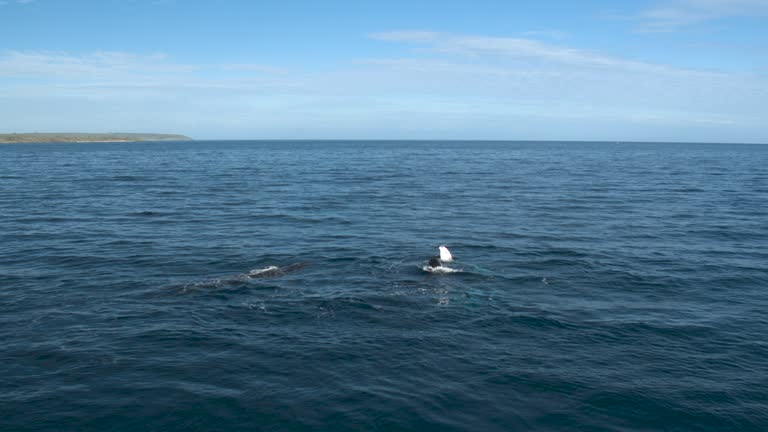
[
  {"x1": 244, "y1": 262, "x2": 311, "y2": 279},
  {"x1": 424, "y1": 246, "x2": 458, "y2": 273},
  {"x1": 172, "y1": 261, "x2": 312, "y2": 294}
]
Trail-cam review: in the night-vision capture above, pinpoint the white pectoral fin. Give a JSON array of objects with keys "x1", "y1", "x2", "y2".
[{"x1": 439, "y1": 245, "x2": 454, "y2": 262}]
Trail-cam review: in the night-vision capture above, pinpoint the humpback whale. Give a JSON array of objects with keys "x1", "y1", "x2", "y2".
[
  {"x1": 245, "y1": 262, "x2": 311, "y2": 279},
  {"x1": 424, "y1": 246, "x2": 458, "y2": 273},
  {"x1": 172, "y1": 262, "x2": 312, "y2": 294}
]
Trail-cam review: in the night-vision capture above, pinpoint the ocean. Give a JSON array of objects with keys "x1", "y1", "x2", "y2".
[{"x1": 1, "y1": 140, "x2": 767, "y2": 431}]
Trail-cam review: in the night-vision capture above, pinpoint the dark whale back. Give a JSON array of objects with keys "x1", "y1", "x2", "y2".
[{"x1": 247, "y1": 262, "x2": 311, "y2": 279}]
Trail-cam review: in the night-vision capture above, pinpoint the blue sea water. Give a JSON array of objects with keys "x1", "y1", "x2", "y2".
[{"x1": 1, "y1": 140, "x2": 767, "y2": 431}]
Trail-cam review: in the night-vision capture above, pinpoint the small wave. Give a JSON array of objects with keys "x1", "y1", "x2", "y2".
[
  {"x1": 130, "y1": 211, "x2": 169, "y2": 217},
  {"x1": 111, "y1": 175, "x2": 145, "y2": 181}
]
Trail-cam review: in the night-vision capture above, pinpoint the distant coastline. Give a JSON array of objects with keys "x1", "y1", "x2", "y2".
[{"x1": 0, "y1": 133, "x2": 193, "y2": 144}]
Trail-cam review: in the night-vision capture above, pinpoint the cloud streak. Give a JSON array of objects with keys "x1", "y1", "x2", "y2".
[
  {"x1": 1, "y1": 31, "x2": 766, "y2": 142},
  {"x1": 638, "y1": 0, "x2": 768, "y2": 30},
  {"x1": 0, "y1": 0, "x2": 36, "y2": 5},
  {"x1": 0, "y1": 50, "x2": 291, "y2": 89},
  {"x1": 364, "y1": 30, "x2": 767, "y2": 136},
  {"x1": 369, "y1": 31, "x2": 693, "y2": 75}
]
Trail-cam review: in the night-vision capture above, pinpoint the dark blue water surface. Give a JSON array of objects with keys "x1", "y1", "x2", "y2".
[{"x1": 1, "y1": 141, "x2": 767, "y2": 431}]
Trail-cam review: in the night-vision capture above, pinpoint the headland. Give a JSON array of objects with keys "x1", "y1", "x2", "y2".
[{"x1": 0, "y1": 133, "x2": 193, "y2": 144}]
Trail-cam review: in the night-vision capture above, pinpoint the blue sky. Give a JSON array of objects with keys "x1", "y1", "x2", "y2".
[{"x1": 1, "y1": 0, "x2": 767, "y2": 142}]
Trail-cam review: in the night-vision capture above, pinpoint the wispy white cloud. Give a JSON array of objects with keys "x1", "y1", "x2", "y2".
[
  {"x1": 362, "y1": 31, "x2": 767, "y2": 134},
  {"x1": 1, "y1": 33, "x2": 766, "y2": 142},
  {"x1": 0, "y1": 50, "x2": 312, "y2": 137},
  {"x1": 370, "y1": 31, "x2": 699, "y2": 75},
  {"x1": 0, "y1": 51, "x2": 178, "y2": 79},
  {"x1": 519, "y1": 29, "x2": 570, "y2": 40},
  {"x1": 0, "y1": 50, "x2": 288, "y2": 85},
  {"x1": 638, "y1": 0, "x2": 768, "y2": 30},
  {"x1": 368, "y1": 31, "x2": 439, "y2": 43}
]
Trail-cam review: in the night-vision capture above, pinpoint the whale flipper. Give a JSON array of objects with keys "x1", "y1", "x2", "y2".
[{"x1": 439, "y1": 245, "x2": 454, "y2": 262}]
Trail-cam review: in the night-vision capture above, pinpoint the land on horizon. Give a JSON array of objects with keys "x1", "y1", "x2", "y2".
[{"x1": 0, "y1": 133, "x2": 193, "y2": 144}]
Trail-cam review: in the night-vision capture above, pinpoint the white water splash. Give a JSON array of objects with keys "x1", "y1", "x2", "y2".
[
  {"x1": 248, "y1": 266, "x2": 280, "y2": 276},
  {"x1": 422, "y1": 265, "x2": 461, "y2": 274}
]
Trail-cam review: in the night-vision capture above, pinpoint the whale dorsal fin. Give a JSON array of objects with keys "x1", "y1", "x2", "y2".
[{"x1": 439, "y1": 245, "x2": 454, "y2": 262}]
